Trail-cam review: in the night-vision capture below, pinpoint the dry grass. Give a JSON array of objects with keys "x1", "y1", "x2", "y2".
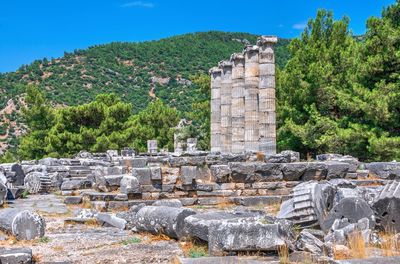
[
  {"x1": 52, "y1": 245, "x2": 64, "y2": 252},
  {"x1": 278, "y1": 244, "x2": 289, "y2": 264},
  {"x1": 216, "y1": 197, "x2": 235, "y2": 210},
  {"x1": 180, "y1": 239, "x2": 208, "y2": 258},
  {"x1": 380, "y1": 230, "x2": 400, "y2": 257},
  {"x1": 256, "y1": 152, "x2": 265, "y2": 161},
  {"x1": 348, "y1": 231, "x2": 367, "y2": 259},
  {"x1": 32, "y1": 254, "x2": 42, "y2": 263},
  {"x1": 80, "y1": 199, "x2": 92, "y2": 209},
  {"x1": 140, "y1": 232, "x2": 171, "y2": 243},
  {"x1": 333, "y1": 245, "x2": 351, "y2": 260}
]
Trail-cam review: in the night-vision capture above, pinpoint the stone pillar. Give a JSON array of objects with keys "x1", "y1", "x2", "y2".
[
  {"x1": 244, "y1": 46, "x2": 260, "y2": 152},
  {"x1": 210, "y1": 67, "x2": 222, "y2": 152},
  {"x1": 147, "y1": 140, "x2": 158, "y2": 154},
  {"x1": 219, "y1": 61, "x2": 233, "y2": 153},
  {"x1": 257, "y1": 36, "x2": 277, "y2": 155},
  {"x1": 230, "y1": 53, "x2": 245, "y2": 153}
]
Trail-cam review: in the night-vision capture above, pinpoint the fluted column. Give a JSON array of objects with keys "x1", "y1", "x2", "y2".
[
  {"x1": 257, "y1": 36, "x2": 277, "y2": 155},
  {"x1": 230, "y1": 53, "x2": 245, "y2": 153},
  {"x1": 244, "y1": 46, "x2": 260, "y2": 152},
  {"x1": 210, "y1": 67, "x2": 222, "y2": 152},
  {"x1": 219, "y1": 61, "x2": 233, "y2": 153}
]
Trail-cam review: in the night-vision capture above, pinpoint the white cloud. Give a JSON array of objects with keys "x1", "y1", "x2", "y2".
[
  {"x1": 293, "y1": 22, "x2": 307, "y2": 30},
  {"x1": 120, "y1": 1, "x2": 155, "y2": 8}
]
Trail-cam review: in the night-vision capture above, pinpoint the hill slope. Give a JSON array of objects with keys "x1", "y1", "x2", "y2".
[{"x1": 0, "y1": 31, "x2": 291, "y2": 152}]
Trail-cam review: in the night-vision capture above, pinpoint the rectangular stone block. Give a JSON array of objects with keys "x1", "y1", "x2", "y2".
[
  {"x1": 132, "y1": 168, "x2": 152, "y2": 185},
  {"x1": 127, "y1": 158, "x2": 148, "y2": 168},
  {"x1": 150, "y1": 166, "x2": 162, "y2": 181},
  {"x1": 259, "y1": 75, "x2": 275, "y2": 89},
  {"x1": 181, "y1": 166, "x2": 197, "y2": 185},
  {"x1": 259, "y1": 63, "x2": 275, "y2": 76}
]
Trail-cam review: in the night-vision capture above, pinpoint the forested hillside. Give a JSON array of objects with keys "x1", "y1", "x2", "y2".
[
  {"x1": 0, "y1": 32, "x2": 290, "y2": 111},
  {"x1": 0, "y1": 31, "x2": 290, "y2": 154}
]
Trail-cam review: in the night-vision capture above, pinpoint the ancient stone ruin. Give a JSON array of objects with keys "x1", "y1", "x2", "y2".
[
  {"x1": 210, "y1": 36, "x2": 277, "y2": 155},
  {"x1": 2, "y1": 37, "x2": 400, "y2": 263}
]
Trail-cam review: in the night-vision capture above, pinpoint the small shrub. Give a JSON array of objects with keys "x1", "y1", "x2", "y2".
[
  {"x1": 38, "y1": 236, "x2": 51, "y2": 243},
  {"x1": 122, "y1": 237, "x2": 141, "y2": 245},
  {"x1": 278, "y1": 244, "x2": 289, "y2": 264}
]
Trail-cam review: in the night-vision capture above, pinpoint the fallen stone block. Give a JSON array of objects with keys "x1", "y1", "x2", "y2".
[
  {"x1": 321, "y1": 197, "x2": 375, "y2": 232},
  {"x1": 295, "y1": 230, "x2": 324, "y2": 255},
  {"x1": 372, "y1": 180, "x2": 400, "y2": 232},
  {"x1": 61, "y1": 179, "x2": 92, "y2": 191},
  {"x1": 277, "y1": 181, "x2": 335, "y2": 228},
  {"x1": 0, "y1": 208, "x2": 45, "y2": 240},
  {"x1": 132, "y1": 206, "x2": 196, "y2": 239},
  {"x1": 120, "y1": 175, "x2": 140, "y2": 194},
  {"x1": 0, "y1": 247, "x2": 32, "y2": 264},
  {"x1": 24, "y1": 172, "x2": 52, "y2": 194},
  {"x1": 233, "y1": 196, "x2": 282, "y2": 206},
  {"x1": 152, "y1": 199, "x2": 182, "y2": 207},
  {"x1": 208, "y1": 219, "x2": 293, "y2": 256},
  {"x1": 184, "y1": 211, "x2": 263, "y2": 241},
  {"x1": 64, "y1": 196, "x2": 82, "y2": 205},
  {"x1": 95, "y1": 213, "x2": 127, "y2": 230},
  {"x1": 366, "y1": 162, "x2": 400, "y2": 179},
  {"x1": 253, "y1": 163, "x2": 283, "y2": 181}
]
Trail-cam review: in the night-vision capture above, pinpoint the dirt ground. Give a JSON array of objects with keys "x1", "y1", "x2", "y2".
[{"x1": 3, "y1": 195, "x2": 183, "y2": 264}]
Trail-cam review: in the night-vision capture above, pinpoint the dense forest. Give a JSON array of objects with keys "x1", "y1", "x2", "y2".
[{"x1": 1, "y1": 0, "x2": 400, "y2": 162}]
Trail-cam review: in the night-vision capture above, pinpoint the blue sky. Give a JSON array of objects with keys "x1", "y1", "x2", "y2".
[{"x1": 0, "y1": 0, "x2": 395, "y2": 73}]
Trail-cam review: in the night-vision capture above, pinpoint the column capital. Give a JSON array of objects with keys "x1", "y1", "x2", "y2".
[{"x1": 257, "y1": 36, "x2": 278, "y2": 46}]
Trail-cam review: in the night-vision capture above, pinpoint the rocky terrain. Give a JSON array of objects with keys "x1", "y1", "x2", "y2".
[{"x1": 1, "y1": 145, "x2": 400, "y2": 263}]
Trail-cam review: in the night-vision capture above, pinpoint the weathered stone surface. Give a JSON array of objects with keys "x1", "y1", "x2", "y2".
[
  {"x1": 96, "y1": 213, "x2": 127, "y2": 230},
  {"x1": 302, "y1": 163, "x2": 327, "y2": 181},
  {"x1": 0, "y1": 182, "x2": 7, "y2": 206},
  {"x1": 184, "y1": 211, "x2": 262, "y2": 241},
  {"x1": 210, "y1": 165, "x2": 231, "y2": 183},
  {"x1": 0, "y1": 247, "x2": 32, "y2": 264},
  {"x1": 326, "y1": 162, "x2": 350, "y2": 179},
  {"x1": 177, "y1": 256, "x2": 268, "y2": 264},
  {"x1": 61, "y1": 179, "x2": 92, "y2": 191},
  {"x1": 181, "y1": 166, "x2": 197, "y2": 185},
  {"x1": 152, "y1": 199, "x2": 182, "y2": 207},
  {"x1": 10, "y1": 163, "x2": 26, "y2": 186},
  {"x1": 6, "y1": 187, "x2": 25, "y2": 200},
  {"x1": 150, "y1": 166, "x2": 162, "y2": 181},
  {"x1": 234, "y1": 196, "x2": 282, "y2": 206},
  {"x1": 130, "y1": 158, "x2": 148, "y2": 168},
  {"x1": 366, "y1": 162, "x2": 400, "y2": 179},
  {"x1": 132, "y1": 206, "x2": 196, "y2": 239},
  {"x1": 277, "y1": 181, "x2": 335, "y2": 228},
  {"x1": 266, "y1": 150, "x2": 300, "y2": 163},
  {"x1": 132, "y1": 168, "x2": 152, "y2": 185},
  {"x1": 120, "y1": 176, "x2": 140, "y2": 194},
  {"x1": 0, "y1": 209, "x2": 45, "y2": 240},
  {"x1": 335, "y1": 256, "x2": 400, "y2": 264},
  {"x1": 321, "y1": 197, "x2": 375, "y2": 232},
  {"x1": 254, "y1": 163, "x2": 283, "y2": 181},
  {"x1": 372, "y1": 180, "x2": 400, "y2": 232},
  {"x1": 281, "y1": 163, "x2": 307, "y2": 181},
  {"x1": 208, "y1": 219, "x2": 293, "y2": 256},
  {"x1": 317, "y1": 154, "x2": 359, "y2": 172},
  {"x1": 295, "y1": 230, "x2": 324, "y2": 255},
  {"x1": 64, "y1": 196, "x2": 83, "y2": 205},
  {"x1": 24, "y1": 172, "x2": 52, "y2": 194}
]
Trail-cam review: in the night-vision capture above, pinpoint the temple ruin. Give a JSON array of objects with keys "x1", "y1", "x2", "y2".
[{"x1": 210, "y1": 36, "x2": 277, "y2": 155}]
